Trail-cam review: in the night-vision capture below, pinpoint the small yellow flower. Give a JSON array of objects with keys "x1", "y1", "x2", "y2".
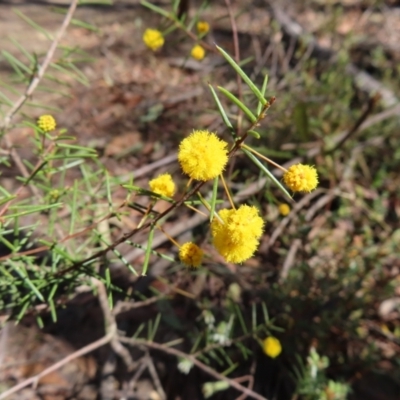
[
  {"x1": 197, "y1": 21, "x2": 210, "y2": 35},
  {"x1": 278, "y1": 203, "x2": 290, "y2": 216},
  {"x1": 37, "y1": 115, "x2": 56, "y2": 133},
  {"x1": 179, "y1": 242, "x2": 204, "y2": 268},
  {"x1": 211, "y1": 205, "x2": 264, "y2": 263},
  {"x1": 143, "y1": 28, "x2": 164, "y2": 51},
  {"x1": 263, "y1": 336, "x2": 282, "y2": 358},
  {"x1": 178, "y1": 130, "x2": 228, "y2": 181},
  {"x1": 283, "y1": 164, "x2": 318, "y2": 193},
  {"x1": 191, "y1": 45, "x2": 205, "y2": 61},
  {"x1": 149, "y1": 173, "x2": 176, "y2": 198}
]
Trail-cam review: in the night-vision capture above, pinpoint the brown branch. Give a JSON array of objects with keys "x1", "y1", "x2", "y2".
[
  {"x1": 119, "y1": 337, "x2": 268, "y2": 400},
  {"x1": 96, "y1": 280, "x2": 136, "y2": 372}
]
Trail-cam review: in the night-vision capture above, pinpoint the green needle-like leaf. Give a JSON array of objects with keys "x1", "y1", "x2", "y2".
[
  {"x1": 242, "y1": 148, "x2": 292, "y2": 200},
  {"x1": 141, "y1": 0, "x2": 170, "y2": 18},
  {"x1": 216, "y1": 45, "x2": 267, "y2": 106},
  {"x1": 257, "y1": 74, "x2": 269, "y2": 116},
  {"x1": 13, "y1": 9, "x2": 52, "y2": 40},
  {"x1": 142, "y1": 225, "x2": 155, "y2": 276},
  {"x1": 218, "y1": 86, "x2": 257, "y2": 123},
  {"x1": 208, "y1": 84, "x2": 234, "y2": 135}
]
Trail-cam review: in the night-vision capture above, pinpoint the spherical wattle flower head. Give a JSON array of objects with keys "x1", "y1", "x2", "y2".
[
  {"x1": 197, "y1": 21, "x2": 210, "y2": 34},
  {"x1": 283, "y1": 164, "x2": 318, "y2": 193},
  {"x1": 149, "y1": 173, "x2": 176, "y2": 198},
  {"x1": 278, "y1": 203, "x2": 290, "y2": 216},
  {"x1": 178, "y1": 130, "x2": 228, "y2": 181},
  {"x1": 211, "y1": 205, "x2": 264, "y2": 263},
  {"x1": 263, "y1": 336, "x2": 282, "y2": 358},
  {"x1": 191, "y1": 45, "x2": 205, "y2": 61},
  {"x1": 37, "y1": 115, "x2": 56, "y2": 133},
  {"x1": 179, "y1": 242, "x2": 204, "y2": 268},
  {"x1": 143, "y1": 28, "x2": 164, "y2": 51},
  {"x1": 212, "y1": 234, "x2": 259, "y2": 264}
]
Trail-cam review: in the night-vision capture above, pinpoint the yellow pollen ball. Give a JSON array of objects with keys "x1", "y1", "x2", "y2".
[
  {"x1": 278, "y1": 203, "x2": 290, "y2": 216},
  {"x1": 191, "y1": 45, "x2": 205, "y2": 61},
  {"x1": 283, "y1": 163, "x2": 318, "y2": 193},
  {"x1": 179, "y1": 242, "x2": 204, "y2": 268},
  {"x1": 37, "y1": 115, "x2": 56, "y2": 133},
  {"x1": 178, "y1": 130, "x2": 228, "y2": 181},
  {"x1": 197, "y1": 21, "x2": 210, "y2": 34},
  {"x1": 149, "y1": 173, "x2": 176, "y2": 198},
  {"x1": 211, "y1": 205, "x2": 264, "y2": 263},
  {"x1": 262, "y1": 337, "x2": 282, "y2": 358},
  {"x1": 143, "y1": 28, "x2": 164, "y2": 51}
]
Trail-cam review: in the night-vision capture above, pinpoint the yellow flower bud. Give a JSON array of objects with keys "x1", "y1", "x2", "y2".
[
  {"x1": 283, "y1": 164, "x2": 318, "y2": 193},
  {"x1": 143, "y1": 28, "x2": 164, "y2": 51},
  {"x1": 191, "y1": 45, "x2": 205, "y2": 61},
  {"x1": 263, "y1": 336, "x2": 282, "y2": 358},
  {"x1": 149, "y1": 173, "x2": 176, "y2": 198},
  {"x1": 278, "y1": 203, "x2": 290, "y2": 216},
  {"x1": 197, "y1": 21, "x2": 210, "y2": 35},
  {"x1": 179, "y1": 242, "x2": 204, "y2": 268},
  {"x1": 37, "y1": 115, "x2": 56, "y2": 133}
]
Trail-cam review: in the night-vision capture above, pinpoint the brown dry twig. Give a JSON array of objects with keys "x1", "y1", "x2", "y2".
[{"x1": 119, "y1": 336, "x2": 268, "y2": 400}]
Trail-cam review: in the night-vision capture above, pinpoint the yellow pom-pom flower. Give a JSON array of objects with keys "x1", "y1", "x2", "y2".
[
  {"x1": 197, "y1": 21, "x2": 210, "y2": 34},
  {"x1": 37, "y1": 115, "x2": 56, "y2": 133},
  {"x1": 179, "y1": 242, "x2": 204, "y2": 268},
  {"x1": 283, "y1": 163, "x2": 318, "y2": 193},
  {"x1": 278, "y1": 203, "x2": 290, "y2": 216},
  {"x1": 262, "y1": 336, "x2": 282, "y2": 358},
  {"x1": 143, "y1": 28, "x2": 164, "y2": 51},
  {"x1": 191, "y1": 45, "x2": 205, "y2": 61},
  {"x1": 211, "y1": 205, "x2": 264, "y2": 263},
  {"x1": 149, "y1": 173, "x2": 176, "y2": 198},
  {"x1": 178, "y1": 130, "x2": 228, "y2": 181}
]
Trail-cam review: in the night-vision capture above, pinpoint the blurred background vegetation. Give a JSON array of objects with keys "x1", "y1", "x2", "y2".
[{"x1": 0, "y1": 0, "x2": 399, "y2": 399}]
